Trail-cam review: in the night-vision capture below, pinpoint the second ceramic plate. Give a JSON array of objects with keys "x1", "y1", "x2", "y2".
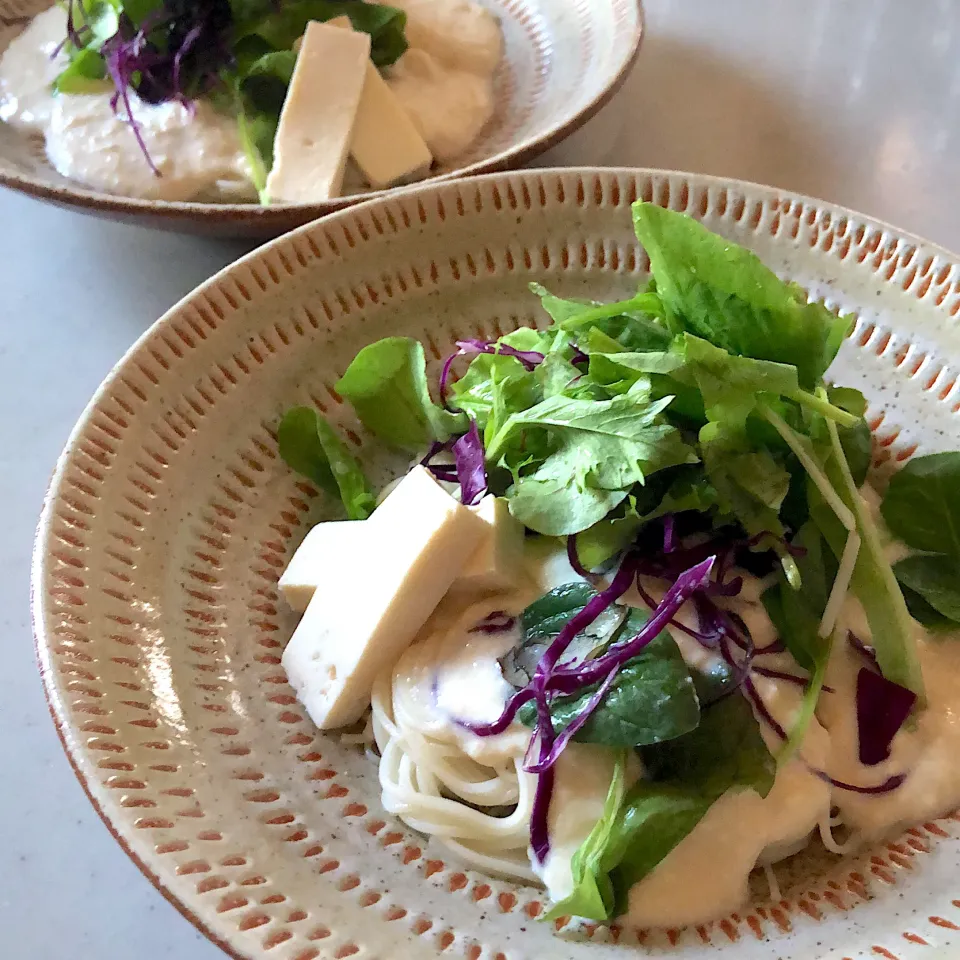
[
  {"x1": 34, "y1": 169, "x2": 960, "y2": 959},
  {"x1": 0, "y1": 0, "x2": 643, "y2": 236}
]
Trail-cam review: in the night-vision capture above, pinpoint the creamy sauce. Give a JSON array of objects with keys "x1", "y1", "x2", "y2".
[
  {"x1": 386, "y1": 49, "x2": 495, "y2": 163},
  {"x1": 0, "y1": 7, "x2": 253, "y2": 201},
  {"x1": 0, "y1": 0, "x2": 501, "y2": 199},
  {"x1": 819, "y1": 601, "x2": 960, "y2": 839},
  {"x1": 537, "y1": 745, "x2": 625, "y2": 899},
  {"x1": 393, "y1": 522, "x2": 960, "y2": 929},
  {"x1": 384, "y1": 0, "x2": 500, "y2": 162}
]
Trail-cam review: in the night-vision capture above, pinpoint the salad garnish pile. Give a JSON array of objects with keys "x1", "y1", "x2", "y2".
[
  {"x1": 56, "y1": 0, "x2": 407, "y2": 191},
  {"x1": 279, "y1": 201, "x2": 960, "y2": 922}
]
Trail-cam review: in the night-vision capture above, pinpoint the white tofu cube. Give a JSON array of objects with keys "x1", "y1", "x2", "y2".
[
  {"x1": 266, "y1": 22, "x2": 370, "y2": 203},
  {"x1": 278, "y1": 520, "x2": 364, "y2": 613},
  {"x1": 281, "y1": 466, "x2": 487, "y2": 728},
  {"x1": 327, "y1": 17, "x2": 433, "y2": 187},
  {"x1": 451, "y1": 496, "x2": 527, "y2": 595}
]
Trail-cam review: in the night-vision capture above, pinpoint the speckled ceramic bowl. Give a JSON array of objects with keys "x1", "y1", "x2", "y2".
[
  {"x1": 0, "y1": 1, "x2": 642, "y2": 237},
  {"x1": 33, "y1": 169, "x2": 960, "y2": 959}
]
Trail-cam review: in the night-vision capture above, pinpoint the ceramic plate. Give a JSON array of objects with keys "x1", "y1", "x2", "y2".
[
  {"x1": 33, "y1": 169, "x2": 960, "y2": 959},
  {"x1": 0, "y1": 1, "x2": 642, "y2": 238}
]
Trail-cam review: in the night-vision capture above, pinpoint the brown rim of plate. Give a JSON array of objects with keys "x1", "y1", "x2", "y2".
[{"x1": 0, "y1": 0, "x2": 644, "y2": 233}]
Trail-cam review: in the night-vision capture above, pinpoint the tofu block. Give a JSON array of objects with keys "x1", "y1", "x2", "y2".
[
  {"x1": 451, "y1": 496, "x2": 527, "y2": 595},
  {"x1": 265, "y1": 22, "x2": 370, "y2": 203},
  {"x1": 326, "y1": 17, "x2": 432, "y2": 187},
  {"x1": 279, "y1": 520, "x2": 365, "y2": 613},
  {"x1": 281, "y1": 466, "x2": 487, "y2": 728},
  {"x1": 351, "y1": 61, "x2": 433, "y2": 187}
]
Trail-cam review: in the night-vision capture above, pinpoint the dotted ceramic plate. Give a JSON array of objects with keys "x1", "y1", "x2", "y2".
[
  {"x1": 0, "y1": 1, "x2": 641, "y2": 237},
  {"x1": 33, "y1": 169, "x2": 960, "y2": 960}
]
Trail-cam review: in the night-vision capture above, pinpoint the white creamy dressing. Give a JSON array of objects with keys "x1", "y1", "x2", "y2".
[
  {"x1": 384, "y1": 0, "x2": 500, "y2": 163},
  {"x1": 416, "y1": 528, "x2": 960, "y2": 928},
  {"x1": 0, "y1": 6, "x2": 253, "y2": 201},
  {"x1": 0, "y1": 0, "x2": 500, "y2": 200},
  {"x1": 819, "y1": 601, "x2": 960, "y2": 838}
]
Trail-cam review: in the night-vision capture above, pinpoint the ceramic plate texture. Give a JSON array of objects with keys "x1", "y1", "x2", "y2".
[
  {"x1": 0, "y1": 1, "x2": 641, "y2": 238},
  {"x1": 33, "y1": 168, "x2": 960, "y2": 960}
]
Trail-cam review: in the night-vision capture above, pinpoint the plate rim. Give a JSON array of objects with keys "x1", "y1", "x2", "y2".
[
  {"x1": 31, "y1": 165, "x2": 960, "y2": 959},
  {"x1": 0, "y1": 0, "x2": 644, "y2": 233}
]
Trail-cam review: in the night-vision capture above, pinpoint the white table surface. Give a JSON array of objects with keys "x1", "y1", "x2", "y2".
[{"x1": 3, "y1": 0, "x2": 959, "y2": 957}]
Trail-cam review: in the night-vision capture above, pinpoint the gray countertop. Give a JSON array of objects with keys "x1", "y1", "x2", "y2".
[{"x1": 2, "y1": 0, "x2": 958, "y2": 956}]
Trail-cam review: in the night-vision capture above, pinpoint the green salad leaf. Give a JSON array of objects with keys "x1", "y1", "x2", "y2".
[
  {"x1": 809, "y1": 417, "x2": 924, "y2": 697},
  {"x1": 277, "y1": 406, "x2": 375, "y2": 520},
  {"x1": 632, "y1": 202, "x2": 852, "y2": 388},
  {"x1": 336, "y1": 337, "x2": 466, "y2": 451},
  {"x1": 881, "y1": 453, "x2": 960, "y2": 556},
  {"x1": 516, "y1": 609, "x2": 701, "y2": 748},
  {"x1": 448, "y1": 353, "x2": 540, "y2": 440},
  {"x1": 762, "y1": 522, "x2": 836, "y2": 758},
  {"x1": 879, "y1": 453, "x2": 960, "y2": 631},
  {"x1": 487, "y1": 387, "x2": 697, "y2": 536},
  {"x1": 892, "y1": 555, "x2": 960, "y2": 625},
  {"x1": 560, "y1": 693, "x2": 775, "y2": 922},
  {"x1": 235, "y1": 0, "x2": 408, "y2": 67},
  {"x1": 545, "y1": 752, "x2": 627, "y2": 922}
]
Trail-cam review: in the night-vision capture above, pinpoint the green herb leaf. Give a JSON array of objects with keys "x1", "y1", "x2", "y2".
[
  {"x1": 811, "y1": 420, "x2": 924, "y2": 697},
  {"x1": 591, "y1": 694, "x2": 774, "y2": 913},
  {"x1": 54, "y1": 46, "x2": 109, "y2": 92},
  {"x1": 702, "y1": 445, "x2": 790, "y2": 538},
  {"x1": 488, "y1": 389, "x2": 697, "y2": 535},
  {"x1": 900, "y1": 583, "x2": 957, "y2": 632},
  {"x1": 893, "y1": 554, "x2": 960, "y2": 625},
  {"x1": 508, "y1": 476, "x2": 630, "y2": 537},
  {"x1": 762, "y1": 523, "x2": 836, "y2": 670},
  {"x1": 336, "y1": 337, "x2": 466, "y2": 451},
  {"x1": 881, "y1": 452, "x2": 960, "y2": 557},
  {"x1": 449, "y1": 353, "x2": 540, "y2": 439},
  {"x1": 516, "y1": 611, "x2": 700, "y2": 748},
  {"x1": 235, "y1": 0, "x2": 408, "y2": 67},
  {"x1": 277, "y1": 407, "x2": 375, "y2": 520},
  {"x1": 632, "y1": 202, "x2": 851, "y2": 387},
  {"x1": 544, "y1": 753, "x2": 627, "y2": 922},
  {"x1": 761, "y1": 522, "x2": 837, "y2": 759}
]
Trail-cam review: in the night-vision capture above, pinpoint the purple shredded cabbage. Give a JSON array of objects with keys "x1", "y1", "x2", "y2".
[
  {"x1": 662, "y1": 515, "x2": 677, "y2": 554},
  {"x1": 752, "y1": 665, "x2": 810, "y2": 687},
  {"x1": 421, "y1": 439, "x2": 460, "y2": 483},
  {"x1": 570, "y1": 344, "x2": 589, "y2": 369},
  {"x1": 452, "y1": 421, "x2": 488, "y2": 506},
  {"x1": 755, "y1": 637, "x2": 787, "y2": 656},
  {"x1": 553, "y1": 558, "x2": 715, "y2": 687},
  {"x1": 101, "y1": 23, "x2": 161, "y2": 176},
  {"x1": 525, "y1": 667, "x2": 620, "y2": 774},
  {"x1": 529, "y1": 764, "x2": 554, "y2": 862},
  {"x1": 743, "y1": 674, "x2": 788, "y2": 741},
  {"x1": 566, "y1": 534, "x2": 593, "y2": 579},
  {"x1": 62, "y1": 0, "x2": 234, "y2": 174},
  {"x1": 855, "y1": 666, "x2": 916, "y2": 766},
  {"x1": 469, "y1": 611, "x2": 517, "y2": 635},
  {"x1": 848, "y1": 631, "x2": 879, "y2": 669},
  {"x1": 459, "y1": 687, "x2": 537, "y2": 738},
  {"x1": 438, "y1": 338, "x2": 545, "y2": 404},
  {"x1": 537, "y1": 556, "x2": 641, "y2": 681},
  {"x1": 811, "y1": 768, "x2": 907, "y2": 795}
]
